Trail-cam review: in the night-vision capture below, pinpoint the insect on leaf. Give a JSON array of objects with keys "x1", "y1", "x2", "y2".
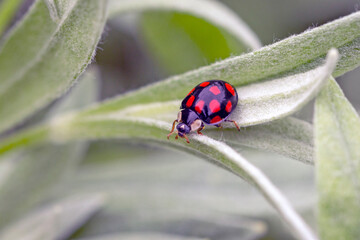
[{"x1": 82, "y1": 11, "x2": 360, "y2": 115}]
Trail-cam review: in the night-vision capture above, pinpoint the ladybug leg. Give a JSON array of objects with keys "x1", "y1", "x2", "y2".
[
  {"x1": 177, "y1": 134, "x2": 190, "y2": 143},
  {"x1": 167, "y1": 120, "x2": 178, "y2": 139},
  {"x1": 216, "y1": 123, "x2": 223, "y2": 129},
  {"x1": 225, "y1": 120, "x2": 240, "y2": 131},
  {"x1": 183, "y1": 134, "x2": 190, "y2": 143},
  {"x1": 197, "y1": 124, "x2": 205, "y2": 135}
]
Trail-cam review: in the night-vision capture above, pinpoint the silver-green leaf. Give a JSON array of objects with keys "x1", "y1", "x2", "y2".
[
  {"x1": 0, "y1": 0, "x2": 107, "y2": 133},
  {"x1": 224, "y1": 49, "x2": 339, "y2": 126},
  {"x1": 50, "y1": 116, "x2": 316, "y2": 240},
  {"x1": 0, "y1": 49, "x2": 337, "y2": 163},
  {"x1": 207, "y1": 117, "x2": 314, "y2": 165},
  {"x1": 61, "y1": 141, "x2": 313, "y2": 240},
  {"x1": 0, "y1": 194, "x2": 105, "y2": 240},
  {"x1": 315, "y1": 77, "x2": 360, "y2": 239},
  {"x1": 0, "y1": 70, "x2": 99, "y2": 229},
  {"x1": 114, "y1": 49, "x2": 337, "y2": 127},
  {"x1": 0, "y1": 144, "x2": 86, "y2": 229},
  {"x1": 82, "y1": 11, "x2": 360, "y2": 116}
]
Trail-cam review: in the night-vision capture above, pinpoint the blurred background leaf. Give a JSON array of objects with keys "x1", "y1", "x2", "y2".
[
  {"x1": 76, "y1": 233, "x2": 209, "y2": 240},
  {"x1": 108, "y1": 0, "x2": 262, "y2": 50},
  {"x1": 140, "y1": 11, "x2": 251, "y2": 75},
  {"x1": 0, "y1": 194, "x2": 104, "y2": 240},
  {"x1": 0, "y1": 70, "x2": 99, "y2": 230},
  {"x1": 56, "y1": 141, "x2": 314, "y2": 240},
  {"x1": 222, "y1": 0, "x2": 358, "y2": 45},
  {"x1": 0, "y1": 144, "x2": 87, "y2": 229}
]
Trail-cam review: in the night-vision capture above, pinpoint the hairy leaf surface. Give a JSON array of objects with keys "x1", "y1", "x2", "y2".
[
  {"x1": 315, "y1": 77, "x2": 360, "y2": 239},
  {"x1": 0, "y1": 0, "x2": 107, "y2": 133}
]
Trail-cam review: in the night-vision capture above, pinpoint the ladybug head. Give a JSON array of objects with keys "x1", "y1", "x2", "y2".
[
  {"x1": 176, "y1": 109, "x2": 203, "y2": 137},
  {"x1": 176, "y1": 122, "x2": 190, "y2": 137},
  {"x1": 167, "y1": 109, "x2": 204, "y2": 143}
]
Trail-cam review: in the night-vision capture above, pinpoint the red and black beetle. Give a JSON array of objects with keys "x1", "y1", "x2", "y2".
[{"x1": 167, "y1": 80, "x2": 240, "y2": 143}]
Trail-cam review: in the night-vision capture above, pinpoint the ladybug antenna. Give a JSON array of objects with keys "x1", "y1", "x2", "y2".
[{"x1": 167, "y1": 119, "x2": 178, "y2": 139}]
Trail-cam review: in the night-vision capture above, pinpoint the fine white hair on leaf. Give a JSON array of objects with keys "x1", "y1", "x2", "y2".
[
  {"x1": 44, "y1": 0, "x2": 60, "y2": 23},
  {"x1": 79, "y1": 13, "x2": 359, "y2": 118},
  {"x1": 99, "y1": 49, "x2": 338, "y2": 129},
  {"x1": 232, "y1": 48, "x2": 339, "y2": 126},
  {"x1": 0, "y1": 0, "x2": 108, "y2": 134}
]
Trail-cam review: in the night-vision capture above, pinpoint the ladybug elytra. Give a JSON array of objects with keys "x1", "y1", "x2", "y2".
[{"x1": 167, "y1": 80, "x2": 240, "y2": 143}]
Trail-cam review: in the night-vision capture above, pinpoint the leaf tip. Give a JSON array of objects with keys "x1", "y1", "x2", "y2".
[
  {"x1": 326, "y1": 48, "x2": 339, "y2": 70},
  {"x1": 44, "y1": 0, "x2": 60, "y2": 23}
]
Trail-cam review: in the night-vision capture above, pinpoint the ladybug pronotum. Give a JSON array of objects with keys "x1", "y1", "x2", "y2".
[{"x1": 167, "y1": 80, "x2": 240, "y2": 143}]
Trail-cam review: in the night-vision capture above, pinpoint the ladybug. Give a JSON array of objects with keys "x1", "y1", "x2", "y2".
[{"x1": 167, "y1": 80, "x2": 240, "y2": 143}]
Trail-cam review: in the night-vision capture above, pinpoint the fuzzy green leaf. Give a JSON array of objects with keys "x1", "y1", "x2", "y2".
[
  {"x1": 315, "y1": 77, "x2": 360, "y2": 239},
  {"x1": 0, "y1": 49, "x2": 337, "y2": 163},
  {"x1": 0, "y1": 0, "x2": 107, "y2": 133},
  {"x1": 226, "y1": 49, "x2": 338, "y2": 126},
  {"x1": 101, "y1": 50, "x2": 336, "y2": 123},
  {"x1": 0, "y1": 106, "x2": 316, "y2": 238},
  {"x1": 46, "y1": 116, "x2": 315, "y2": 240},
  {"x1": 79, "y1": 49, "x2": 337, "y2": 126},
  {"x1": 207, "y1": 117, "x2": 314, "y2": 165},
  {"x1": 1, "y1": 124, "x2": 315, "y2": 239},
  {"x1": 84, "y1": 11, "x2": 360, "y2": 115},
  {"x1": 0, "y1": 118, "x2": 313, "y2": 165},
  {"x1": 0, "y1": 66, "x2": 324, "y2": 238}
]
